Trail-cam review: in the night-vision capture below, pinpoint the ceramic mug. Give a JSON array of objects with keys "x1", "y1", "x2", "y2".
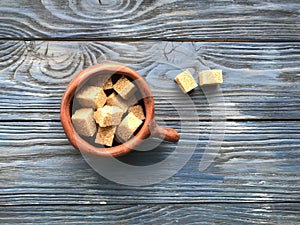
[{"x1": 60, "y1": 62, "x2": 179, "y2": 157}]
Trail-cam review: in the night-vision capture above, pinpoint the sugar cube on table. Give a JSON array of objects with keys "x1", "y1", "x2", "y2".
[
  {"x1": 116, "y1": 112, "x2": 143, "y2": 142},
  {"x1": 199, "y1": 70, "x2": 223, "y2": 86},
  {"x1": 76, "y1": 86, "x2": 107, "y2": 109},
  {"x1": 71, "y1": 108, "x2": 97, "y2": 137},
  {"x1": 113, "y1": 76, "x2": 137, "y2": 99},
  {"x1": 94, "y1": 105, "x2": 123, "y2": 127},
  {"x1": 175, "y1": 70, "x2": 198, "y2": 93},
  {"x1": 129, "y1": 105, "x2": 145, "y2": 120},
  {"x1": 95, "y1": 126, "x2": 116, "y2": 147}
]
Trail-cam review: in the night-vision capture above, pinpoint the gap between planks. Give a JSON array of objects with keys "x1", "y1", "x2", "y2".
[
  {"x1": 0, "y1": 37, "x2": 299, "y2": 43},
  {"x1": 1, "y1": 118, "x2": 300, "y2": 123},
  {"x1": 1, "y1": 201, "x2": 300, "y2": 207}
]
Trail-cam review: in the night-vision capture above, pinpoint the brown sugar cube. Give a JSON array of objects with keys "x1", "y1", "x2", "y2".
[
  {"x1": 91, "y1": 75, "x2": 113, "y2": 90},
  {"x1": 199, "y1": 70, "x2": 223, "y2": 86},
  {"x1": 116, "y1": 112, "x2": 143, "y2": 142},
  {"x1": 175, "y1": 70, "x2": 198, "y2": 93},
  {"x1": 103, "y1": 77, "x2": 113, "y2": 90},
  {"x1": 127, "y1": 94, "x2": 138, "y2": 107},
  {"x1": 71, "y1": 108, "x2": 96, "y2": 137},
  {"x1": 106, "y1": 92, "x2": 128, "y2": 112},
  {"x1": 129, "y1": 105, "x2": 145, "y2": 120},
  {"x1": 95, "y1": 88, "x2": 107, "y2": 108},
  {"x1": 76, "y1": 86, "x2": 107, "y2": 109},
  {"x1": 113, "y1": 76, "x2": 137, "y2": 99},
  {"x1": 106, "y1": 92, "x2": 117, "y2": 106},
  {"x1": 95, "y1": 126, "x2": 116, "y2": 147},
  {"x1": 94, "y1": 105, "x2": 123, "y2": 127},
  {"x1": 107, "y1": 92, "x2": 138, "y2": 112}
]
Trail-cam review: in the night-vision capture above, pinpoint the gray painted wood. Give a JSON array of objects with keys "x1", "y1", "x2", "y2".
[
  {"x1": 0, "y1": 0, "x2": 299, "y2": 40},
  {"x1": 1, "y1": 203, "x2": 300, "y2": 224},
  {"x1": 0, "y1": 41, "x2": 299, "y2": 121},
  {"x1": 1, "y1": 121, "x2": 299, "y2": 204},
  {"x1": 1, "y1": 0, "x2": 300, "y2": 223}
]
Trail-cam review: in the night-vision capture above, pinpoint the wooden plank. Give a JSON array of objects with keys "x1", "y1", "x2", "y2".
[
  {"x1": 0, "y1": 0, "x2": 299, "y2": 40},
  {"x1": 0, "y1": 203, "x2": 299, "y2": 224},
  {"x1": 0, "y1": 121, "x2": 299, "y2": 204},
  {"x1": 0, "y1": 41, "x2": 299, "y2": 121}
]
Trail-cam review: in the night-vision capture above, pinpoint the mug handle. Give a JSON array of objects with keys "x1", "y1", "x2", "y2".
[{"x1": 150, "y1": 120, "x2": 180, "y2": 143}]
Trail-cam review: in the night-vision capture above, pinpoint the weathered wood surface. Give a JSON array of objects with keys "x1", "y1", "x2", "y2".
[
  {"x1": 0, "y1": 0, "x2": 299, "y2": 41},
  {"x1": 1, "y1": 203, "x2": 299, "y2": 224},
  {"x1": 1, "y1": 121, "x2": 299, "y2": 204},
  {"x1": 0, "y1": 41, "x2": 299, "y2": 121},
  {"x1": 0, "y1": 0, "x2": 300, "y2": 223}
]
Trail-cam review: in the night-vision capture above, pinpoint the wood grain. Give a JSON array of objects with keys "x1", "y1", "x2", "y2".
[
  {"x1": 0, "y1": 1, "x2": 299, "y2": 220},
  {"x1": 0, "y1": 41, "x2": 299, "y2": 121},
  {"x1": 1, "y1": 121, "x2": 299, "y2": 204},
  {"x1": 0, "y1": 0, "x2": 299, "y2": 40},
  {"x1": 1, "y1": 203, "x2": 299, "y2": 224}
]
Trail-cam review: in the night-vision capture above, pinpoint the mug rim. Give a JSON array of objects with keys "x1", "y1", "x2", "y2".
[{"x1": 60, "y1": 62, "x2": 155, "y2": 157}]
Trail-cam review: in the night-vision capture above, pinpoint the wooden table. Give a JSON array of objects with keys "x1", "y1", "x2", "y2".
[{"x1": 1, "y1": 0, "x2": 299, "y2": 224}]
